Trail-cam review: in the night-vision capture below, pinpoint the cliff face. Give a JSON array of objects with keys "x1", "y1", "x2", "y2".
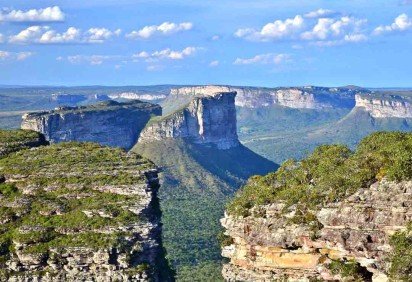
[
  {"x1": 0, "y1": 142, "x2": 168, "y2": 281},
  {"x1": 139, "y1": 92, "x2": 240, "y2": 150},
  {"x1": 221, "y1": 178, "x2": 411, "y2": 282},
  {"x1": 168, "y1": 85, "x2": 360, "y2": 110},
  {"x1": 221, "y1": 132, "x2": 412, "y2": 282},
  {"x1": 355, "y1": 94, "x2": 412, "y2": 118},
  {"x1": 21, "y1": 100, "x2": 162, "y2": 150}
]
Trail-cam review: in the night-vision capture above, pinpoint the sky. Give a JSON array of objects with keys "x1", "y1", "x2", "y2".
[{"x1": 0, "y1": 0, "x2": 411, "y2": 87}]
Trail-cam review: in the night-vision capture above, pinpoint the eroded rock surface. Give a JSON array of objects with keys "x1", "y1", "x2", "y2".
[
  {"x1": 221, "y1": 179, "x2": 412, "y2": 282},
  {"x1": 0, "y1": 142, "x2": 167, "y2": 281},
  {"x1": 355, "y1": 94, "x2": 412, "y2": 118},
  {"x1": 139, "y1": 92, "x2": 240, "y2": 150},
  {"x1": 169, "y1": 85, "x2": 361, "y2": 109},
  {"x1": 21, "y1": 100, "x2": 162, "y2": 150}
]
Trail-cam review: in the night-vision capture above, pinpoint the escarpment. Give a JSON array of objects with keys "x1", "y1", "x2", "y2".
[
  {"x1": 21, "y1": 100, "x2": 162, "y2": 150},
  {"x1": 139, "y1": 92, "x2": 240, "y2": 150},
  {"x1": 0, "y1": 142, "x2": 168, "y2": 281},
  {"x1": 168, "y1": 85, "x2": 362, "y2": 110},
  {"x1": 355, "y1": 94, "x2": 412, "y2": 118},
  {"x1": 221, "y1": 132, "x2": 412, "y2": 282}
]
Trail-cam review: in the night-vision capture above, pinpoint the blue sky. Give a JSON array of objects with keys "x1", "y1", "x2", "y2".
[{"x1": 0, "y1": 0, "x2": 411, "y2": 87}]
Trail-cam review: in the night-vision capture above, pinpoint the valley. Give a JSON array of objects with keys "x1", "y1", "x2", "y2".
[{"x1": 1, "y1": 85, "x2": 412, "y2": 281}]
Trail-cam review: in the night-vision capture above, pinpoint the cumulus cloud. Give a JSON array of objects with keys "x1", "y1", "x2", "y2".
[
  {"x1": 9, "y1": 26, "x2": 121, "y2": 44},
  {"x1": 126, "y1": 22, "x2": 193, "y2": 39},
  {"x1": 373, "y1": 14, "x2": 412, "y2": 35},
  {"x1": 301, "y1": 17, "x2": 367, "y2": 40},
  {"x1": 209, "y1": 60, "x2": 219, "y2": 67},
  {"x1": 234, "y1": 53, "x2": 291, "y2": 65},
  {"x1": 144, "y1": 47, "x2": 200, "y2": 61},
  {"x1": 235, "y1": 15, "x2": 304, "y2": 42},
  {"x1": 0, "y1": 50, "x2": 34, "y2": 61},
  {"x1": 304, "y1": 9, "x2": 337, "y2": 18},
  {"x1": 0, "y1": 6, "x2": 64, "y2": 22}
]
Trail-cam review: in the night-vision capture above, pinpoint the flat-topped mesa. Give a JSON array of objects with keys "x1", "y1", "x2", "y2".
[
  {"x1": 355, "y1": 94, "x2": 412, "y2": 118},
  {"x1": 21, "y1": 100, "x2": 162, "y2": 150},
  {"x1": 139, "y1": 92, "x2": 240, "y2": 150},
  {"x1": 169, "y1": 85, "x2": 361, "y2": 109}
]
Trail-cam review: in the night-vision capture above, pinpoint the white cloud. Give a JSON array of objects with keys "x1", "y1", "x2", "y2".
[
  {"x1": 234, "y1": 53, "x2": 291, "y2": 65},
  {"x1": 301, "y1": 17, "x2": 367, "y2": 40},
  {"x1": 9, "y1": 26, "x2": 120, "y2": 44},
  {"x1": 0, "y1": 6, "x2": 64, "y2": 22},
  {"x1": 149, "y1": 47, "x2": 200, "y2": 61},
  {"x1": 147, "y1": 65, "x2": 164, "y2": 71},
  {"x1": 62, "y1": 55, "x2": 123, "y2": 65},
  {"x1": 304, "y1": 9, "x2": 337, "y2": 19},
  {"x1": 0, "y1": 34, "x2": 4, "y2": 43},
  {"x1": 0, "y1": 51, "x2": 10, "y2": 60},
  {"x1": 0, "y1": 50, "x2": 34, "y2": 61},
  {"x1": 126, "y1": 22, "x2": 193, "y2": 39},
  {"x1": 373, "y1": 14, "x2": 412, "y2": 35},
  {"x1": 211, "y1": 35, "x2": 220, "y2": 41},
  {"x1": 132, "y1": 51, "x2": 150, "y2": 59},
  {"x1": 235, "y1": 15, "x2": 304, "y2": 42},
  {"x1": 209, "y1": 60, "x2": 219, "y2": 67},
  {"x1": 86, "y1": 28, "x2": 121, "y2": 43}
]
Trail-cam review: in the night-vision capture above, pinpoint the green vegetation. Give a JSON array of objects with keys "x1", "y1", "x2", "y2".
[
  {"x1": 133, "y1": 138, "x2": 276, "y2": 281},
  {"x1": 0, "y1": 142, "x2": 157, "y2": 266},
  {"x1": 228, "y1": 132, "x2": 412, "y2": 219},
  {"x1": 389, "y1": 223, "x2": 412, "y2": 281},
  {"x1": 328, "y1": 259, "x2": 370, "y2": 280},
  {"x1": 0, "y1": 129, "x2": 46, "y2": 158}
]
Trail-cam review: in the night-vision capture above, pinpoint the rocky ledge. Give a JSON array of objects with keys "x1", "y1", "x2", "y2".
[
  {"x1": 0, "y1": 142, "x2": 167, "y2": 281},
  {"x1": 21, "y1": 100, "x2": 162, "y2": 150},
  {"x1": 221, "y1": 132, "x2": 412, "y2": 282},
  {"x1": 0, "y1": 129, "x2": 47, "y2": 158},
  {"x1": 138, "y1": 92, "x2": 240, "y2": 150},
  {"x1": 355, "y1": 94, "x2": 412, "y2": 118}
]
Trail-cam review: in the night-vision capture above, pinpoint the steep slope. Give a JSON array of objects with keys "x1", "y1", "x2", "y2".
[
  {"x1": 222, "y1": 132, "x2": 412, "y2": 282},
  {"x1": 21, "y1": 100, "x2": 162, "y2": 150},
  {"x1": 133, "y1": 92, "x2": 277, "y2": 281},
  {"x1": 0, "y1": 141, "x2": 171, "y2": 281}
]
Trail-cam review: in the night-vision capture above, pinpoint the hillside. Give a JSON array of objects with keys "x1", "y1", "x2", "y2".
[
  {"x1": 0, "y1": 140, "x2": 172, "y2": 281},
  {"x1": 0, "y1": 129, "x2": 48, "y2": 158},
  {"x1": 222, "y1": 131, "x2": 412, "y2": 281},
  {"x1": 133, "y1": 139, "x2": 277, "y2": 281},
  {"x1": 133, "y1": 91, "x2": 277, "y2": 280}
]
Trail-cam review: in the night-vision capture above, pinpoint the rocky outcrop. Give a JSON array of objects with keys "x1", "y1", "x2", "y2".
[
  {"x1": 0, "y1": 142, "x2": 168, "y2": 281},
  {"x1": 108, "y1": 93, "x2": 167, "y2": 101},
  {"x1": 21, "y1": 100, "x2": 162, "y2": 150},
  {"x1": 0, "y1": 129, "x2": 47, "y2": 158},
  {"x1": 169, "y1": 85, "x2": 361, "y2": 109},
  {"x1": 221, "y1": 178, "x2": 412, "y2": 282},
  {"x1": 355, "y1": 94, "x2": 412, "y2": 118},
  {"x1": 138, "y1": 92, "x2": 240, "y2": 150}
]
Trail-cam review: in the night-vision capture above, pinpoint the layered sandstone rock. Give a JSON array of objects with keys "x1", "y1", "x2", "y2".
[
  {"x1": 221, "y1": 179, "x2": 412, "y2": 282},
  {"x1": 168, "y1": 85, "x2": 360, "y2": 109},
  {"x1": 138, "y1": 92, "x2": 240, "y2": 150},
  {"x1": 0, "y1": 142, "x2": 167, "y2": 281},
  {"x1": 21, "y1": 100, "x2": 162, "y2": 150},
  {"x1": 355, "y1": 94, "x2": 412, "y2": 118}
]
